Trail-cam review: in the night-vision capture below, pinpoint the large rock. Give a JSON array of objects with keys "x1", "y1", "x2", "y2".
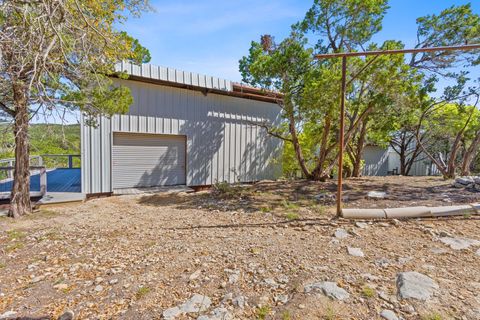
[
  {"x1": 439, "y1": 237, "x2": 480, "y2": 250},
  {"x1": 304, "y1": 281, "x2": 350, "y2": 300},
  {"x1": 396, "y1": 272, "x2": 439, "y2": 301},
  {"x1": 456, "y1": 177, "x2": 474, "y2": 185}
]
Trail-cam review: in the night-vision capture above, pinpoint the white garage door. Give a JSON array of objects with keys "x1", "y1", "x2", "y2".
[{"x1": 112, "y1": 133, "x2": 186, "y2": 189}]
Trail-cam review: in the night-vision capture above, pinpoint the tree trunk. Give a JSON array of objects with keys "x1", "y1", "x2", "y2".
[
  {"x1": 461, "y1": 130, "x2": 480, "y2": 176},
  {"x1": 445, "y1": 132, "x2": 464, "y2": 179},
  {"x1": 399, "y1": 147, "x2": 407, "y2": 175},
  {"x1": 351, "y1": 121, "x2": 367, "y2": 177},
  {"x1": 286, "y1": 106, "x2": 311, "y2": 179},
  {"x1": 8, "y1": 83, "x2": 31, "y2": 218}
]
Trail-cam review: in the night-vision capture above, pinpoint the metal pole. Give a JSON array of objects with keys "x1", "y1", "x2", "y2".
[
  {"x1": 337, "y1": 56, "x2": 347, "y2": 217},
  {"x1": 315, "y1": 43, "x2": 480, "y2": 59}
]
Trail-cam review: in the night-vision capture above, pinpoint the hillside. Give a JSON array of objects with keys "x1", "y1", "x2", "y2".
[{"x1": 0, "y1": 123, "x2": 80, "y2": 165}]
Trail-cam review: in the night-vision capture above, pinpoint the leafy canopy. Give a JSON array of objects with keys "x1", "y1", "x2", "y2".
[{"x1": 0, "y1": 0, "x2": 152, "y2": 120}]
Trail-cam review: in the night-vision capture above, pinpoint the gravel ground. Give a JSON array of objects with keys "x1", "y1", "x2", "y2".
[{"x1": 0, "y1": 177, "x2": 480, "y2": 320}]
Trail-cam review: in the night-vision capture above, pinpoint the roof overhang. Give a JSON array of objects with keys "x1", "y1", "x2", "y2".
[{"x1": 113, "y1": 61, "x2": 282, "y2": 104}]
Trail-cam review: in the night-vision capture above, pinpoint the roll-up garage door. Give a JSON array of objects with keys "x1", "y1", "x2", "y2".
[{"x1": 112, "y1": 133, "x2": 186, "y2": 189}]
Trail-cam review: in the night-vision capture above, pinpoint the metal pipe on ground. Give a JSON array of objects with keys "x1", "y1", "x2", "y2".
[{"x1": 342, "y1": 204, "x2": 480, "y2": 220}]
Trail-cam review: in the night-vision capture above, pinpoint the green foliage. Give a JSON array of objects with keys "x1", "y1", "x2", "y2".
[
  {"x1": 6, "y1": 229, "x2": 26, "y2": 240},
  {"x1": 212, "y1": 181, "x2": 238, "y2": 197},
  {"x1": 414, "y1": 4, "x2": 480, "y2": 70},
  {"x1": 135, "y1": 286, "x2": 151, "y2": 299},
  {"x1": 256, "y1": 306, "x2": 271, "y2": 320},
  {"x1": 240, "y1": 0, "x2": 480, "y2": 180},
  {"x1": 324, "y1": 304, "x2": 336, "y2": 320},
  {"x1": 421, "y1": 313, "x2": 443, "y2": 320},
  {"x1": 300, "y1": 0, "x2": 389, "y2": 51},
  {"x1": 284, "y1": 212, "x2": 300, "y2": 220},
  {"x1": 281, "y1": 310, "x2": 292, "y2": 320},
  {"x1": 361, "y1": 285, "x2": 375, "y2": 298},
  {"x1": 0, "y1": 124, "x2": 80, "y2": 167}
]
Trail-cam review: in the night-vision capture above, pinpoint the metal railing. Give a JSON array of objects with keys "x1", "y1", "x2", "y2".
[
  {"x1": 0, "y1": 166, "x2": 47, "y2": 198},
  {"x1": 0, "y1": 154, "x2": 80, "y2": 178},
  {"x1": 39, "y1": 154, "x2": 81, "y2": 169}
]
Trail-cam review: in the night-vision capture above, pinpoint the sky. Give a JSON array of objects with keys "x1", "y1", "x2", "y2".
[
  {"x1": 42, "y1": 0, "x2": 479, "y2": 124},
  {"x1": 121, "y1": 0, "x2": 480, "y2": 82}
]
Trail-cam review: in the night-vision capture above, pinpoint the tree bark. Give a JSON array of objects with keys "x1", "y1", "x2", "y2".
[
  {"x1": 286, "y1": 104, "x2": 311, "y2": 179},
  {"x1": 351, "y1": 120, "x2": 368, "y2": 177},
  {"x1": 461, "y1": 130, "x2": 480, "y2": 176},
  {"x1": 8, "y1": 82, "x2": 32, "y2": 218}
]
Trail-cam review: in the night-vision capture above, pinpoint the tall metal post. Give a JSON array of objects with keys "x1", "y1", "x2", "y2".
[
  {"x1": 313, "y1": 44, "x2": 480, "y2": 217},
  {"x1": 336, "y1": 56, "x2": 347, "y2": 217}
]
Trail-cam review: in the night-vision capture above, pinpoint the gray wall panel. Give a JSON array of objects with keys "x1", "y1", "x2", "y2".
[{"x1": 82, "y1": 79, "x2": 283, "y2": 194}]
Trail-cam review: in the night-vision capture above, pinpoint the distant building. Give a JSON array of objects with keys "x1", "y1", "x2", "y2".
[{"x1": 362, "y1": 145, "x2": 440, "y2": 176}]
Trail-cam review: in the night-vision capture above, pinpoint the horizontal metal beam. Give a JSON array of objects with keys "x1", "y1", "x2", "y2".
[{"x1": 315, "y1": 44, "x2": 480, "y2": 59}]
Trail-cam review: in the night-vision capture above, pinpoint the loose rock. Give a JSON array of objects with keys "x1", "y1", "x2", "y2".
[
  {"x1": 355, "y1": 222, "x2": 369, "y2": 229},
  {"x1": 0, "y1": 311, "x2": 16, "y2": 319},
  {"x1": 439, "y1": 237, "x2": 480, "y2": 250},
  {"x1": 396, "y1": 272, "x2": 439, "y2": 301},
  {"x1": 197, "y1": 307, "x2": 233, "y2": 320},
  {"x1": 380, "y1": 309, "x2": 399, "y2": 320},
  {"x1": 58, "y1": 310, "x2": 75, "y2": 320},
  {"x1": 304, "y1": 281, "x2": 350, "y2": 300},
  {"x1": 180, "y1": 294, "x2": 212, "y2": 313},
  {"x1": 232, "y1": 295, "x2": 246, "y2": 308},
  {"x1": 163, "y1": 307, "x2": 182, "y2": 320},
  {"x1": 334, "y1": 228, "x2": 349, "y2": 239},
  {"x1": 347, "y1": 247, "x2": 365, "y2": 257},
  {"x1": 367, "y1": 191, "x2": 387, "y2": 199}
]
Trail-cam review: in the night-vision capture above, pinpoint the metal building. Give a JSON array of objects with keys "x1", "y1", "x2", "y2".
[
  {"x1": 81, "y1": 62, "x2": 283, "y2": 195},
  {"x1": 362, "y1": 145, "x2": 440, "y2": 176}
]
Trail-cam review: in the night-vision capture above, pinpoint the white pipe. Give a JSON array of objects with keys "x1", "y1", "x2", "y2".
[
  {"x1": 342, "y1": 203, "x2": 480, "y2": 220},
  {"x1": 384, "y1": 207, "x2": 431, "y2": 219}
]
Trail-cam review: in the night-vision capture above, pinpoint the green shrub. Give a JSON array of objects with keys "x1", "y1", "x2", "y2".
[{"x1": 256, "y1": 306, "x2": 271, "y2": 320}]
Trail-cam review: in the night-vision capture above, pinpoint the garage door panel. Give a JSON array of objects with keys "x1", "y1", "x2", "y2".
[{"x1": 112, "y1": 133, "x2": 186, "y2": 189}]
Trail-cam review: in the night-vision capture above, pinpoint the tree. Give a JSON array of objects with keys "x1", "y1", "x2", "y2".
[
  {"x1": 240, "y1": 0, "x2": 391, "y2": 181},
  {"x1": 385, "y1": 4, "x2": 480, "y2": 177},
  {"x1": 0, "y1": 0, "x2": 151, "y2": 218},
  {"x1": 240, "y1": 1, "x2": 480, "y2": 181}
]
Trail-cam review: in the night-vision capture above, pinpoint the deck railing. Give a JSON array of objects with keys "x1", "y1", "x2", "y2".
[
  {"x1": 0, "y1": 166, "x2": 47, "y2": 198},
  {"x1": 0, "y1": 154, "x2": 80, "y2": 178}
]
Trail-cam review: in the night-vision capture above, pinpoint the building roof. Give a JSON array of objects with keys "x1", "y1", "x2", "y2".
[{"x1": 114, "y1": 61, "x2": 282, "y2": 104}]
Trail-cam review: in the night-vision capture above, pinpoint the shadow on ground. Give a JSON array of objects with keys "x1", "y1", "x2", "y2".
[{"x1": 137, "y1": 177, "x2": 480, "y2": 215}]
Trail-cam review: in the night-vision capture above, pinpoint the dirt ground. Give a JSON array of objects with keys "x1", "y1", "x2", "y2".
[{"x1": 1, "y1": 176, "x2": 480, "y2": 320}]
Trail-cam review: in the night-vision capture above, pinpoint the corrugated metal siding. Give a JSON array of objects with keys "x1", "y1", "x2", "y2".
[
  {"x1": 82, "y1": 79, "x2": 283, "y2": 194},
  {"x1": 361, "y1": 146, "x2": 441, "y2": 177},
  {"x1": 114, "y1": 61, "x2": 232, "y2": 91},
  {"x1": 112, "y1": 133, "x2": 186, "y2": 188},
  {"x1": 362, "y1": 146, "x2": 389, "y2": 176}
]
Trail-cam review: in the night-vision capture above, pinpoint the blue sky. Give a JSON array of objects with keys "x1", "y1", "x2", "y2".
[
  {"x1": 121, "y1": 0, "x2": 480, "y2": 82},
  {"x1": 38, "y1": 0, "x2": 479, "y2": 124}
]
